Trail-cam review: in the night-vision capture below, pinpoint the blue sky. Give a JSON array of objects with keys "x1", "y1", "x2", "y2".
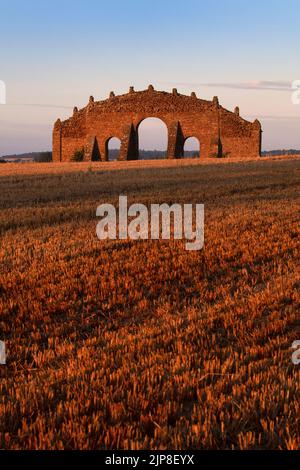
[{"x1": 0, "y1": 0, "x2": 300, "y2": 155}]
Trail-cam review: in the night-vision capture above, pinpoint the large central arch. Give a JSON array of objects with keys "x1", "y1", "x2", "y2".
[
  {"x1": 137, "y1": 117, "x2": 168, "y2": 160},
  {"x1": 53, "y1": 85, "x2": 262, "y2": 162}
]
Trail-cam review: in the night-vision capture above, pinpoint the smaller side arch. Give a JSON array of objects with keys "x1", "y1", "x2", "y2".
[
  {"x1": 105, "y1": 136, "x2": 121, "y2": 161},
  {"x1": 183, "y1": 136, "x2": 201, "y2": 158}
]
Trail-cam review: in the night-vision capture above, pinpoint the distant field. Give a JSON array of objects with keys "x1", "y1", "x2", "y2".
[
  {"x1": 0, "y1": 156, "x2": 299, "y2": 449},
  {"x1": 0, "y1": 154, "x2": 299, "y2": 176}
]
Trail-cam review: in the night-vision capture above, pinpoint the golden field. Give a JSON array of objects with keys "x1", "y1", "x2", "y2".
[{"x1": 0, "y1": 156, "x2": 299, "y2": 450}]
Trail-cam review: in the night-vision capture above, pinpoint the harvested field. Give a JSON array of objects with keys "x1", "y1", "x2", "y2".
[{"x1": 0, "y1": 156, "x2": 299, "y2": 449}]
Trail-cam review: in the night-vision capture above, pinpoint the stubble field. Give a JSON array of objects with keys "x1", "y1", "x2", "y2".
[{"x1": 0, "y1": 156, "x2": 299, "y2": 449}]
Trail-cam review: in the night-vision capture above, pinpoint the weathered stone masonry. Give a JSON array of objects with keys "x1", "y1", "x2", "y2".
[{"x1": 52, "y1": 85, "x2": 262, "y2": 162}]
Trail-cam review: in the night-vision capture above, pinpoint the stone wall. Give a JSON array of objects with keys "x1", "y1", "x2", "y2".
[{"x1": 52, "y1": 86, "x2": 262, "y2": 162}]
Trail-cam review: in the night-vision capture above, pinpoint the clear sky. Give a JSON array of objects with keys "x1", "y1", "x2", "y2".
[{"x1": 0, "y1": 0, "x2": 300, "y2": 155}]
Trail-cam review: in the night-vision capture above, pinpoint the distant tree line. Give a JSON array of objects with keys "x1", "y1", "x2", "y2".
[
  {"x1": 34, "y1": 152, "x2": 52, "y2": 162},
  {"x1": 108, "y1": 149, "x2": 199, "y2": 159},
  {"x1": 0, "y1": 151, "x2": 52, "y2": 162},
  {"x1": 261, "y1": 149, "x2": 300, "y2": 156},
  {"x1": 1, "y1": 148, "x2": 299, "y2": 163}
]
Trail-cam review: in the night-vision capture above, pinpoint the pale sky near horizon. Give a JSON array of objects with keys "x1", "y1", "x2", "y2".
[{"x1": 0, "y1": 0, "x2": 300, "y2": 155}]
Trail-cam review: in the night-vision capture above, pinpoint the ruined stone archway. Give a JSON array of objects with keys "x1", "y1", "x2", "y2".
[{"x1": 53, "y1": 86, "x2": 262, "y2": 162}]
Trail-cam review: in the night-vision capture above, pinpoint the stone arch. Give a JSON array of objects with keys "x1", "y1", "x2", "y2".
[
  {"x1": 183, "y1": 136, "x2": 200, "y2": 158},
  {"x1": 136, "y1": 117, "x2": 168, "y2": 160},
  {"x1": 105, "y1": 136, "x2": 121, "y2": 161}
]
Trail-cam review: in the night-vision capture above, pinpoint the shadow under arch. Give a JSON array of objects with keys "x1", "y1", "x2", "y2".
[
  {"x1": 183, "y1": 136, "x2": 200, "y2": 158},
  {"x1": 105, "y1": 136, "x2": 121, "y2": 161},
  {"x1": 137, "y1": 117, "x2": 168, "y2": 160}
]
